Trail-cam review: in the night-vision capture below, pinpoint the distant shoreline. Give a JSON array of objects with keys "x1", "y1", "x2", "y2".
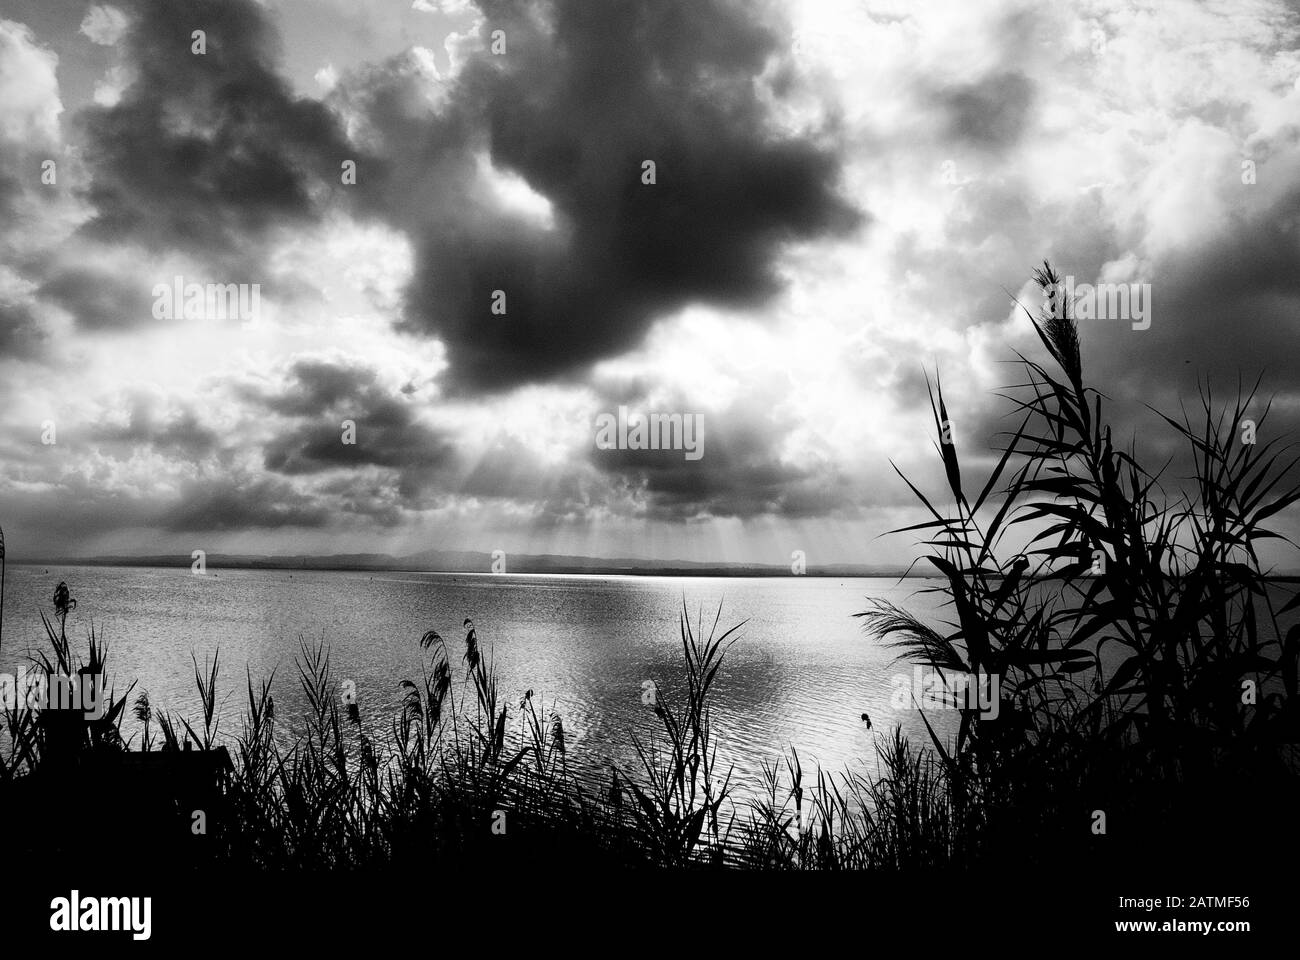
[
  {"x1": 11, "y1": 558, "x2": 1300, "y2": 581},
  {"x1": 10, "y1": 558, "x2": 923, "y2": 578}
]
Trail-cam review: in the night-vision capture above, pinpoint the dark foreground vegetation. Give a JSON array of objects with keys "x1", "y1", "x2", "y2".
[{"x1": 2, "y1": 264, "x2": 1298, "y2": 879}]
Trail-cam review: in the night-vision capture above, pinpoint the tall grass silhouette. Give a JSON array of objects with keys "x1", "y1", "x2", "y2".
[{"x1": 857, "y1": 260, "x2": 1300, "y2": 869}]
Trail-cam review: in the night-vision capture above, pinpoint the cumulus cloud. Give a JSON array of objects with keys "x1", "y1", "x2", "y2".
[
  {"x1": 0, "y1": 20, "x2": 66, "y2": 357},
  {"x1": 314, "y1": 63, "x2": 338, "y2": 90},
  {"x1": 343, "y1": 0, "x2": 863, "y2": 392},
  {"x1": 90, "y1": 390, "x2": 223, "y2": 460},
  {"x1": 0, "y1": 20, "x2": 63, "y2": 145},
  {"x1": 255, "y1": 359, "x2": 457, "y2": 485},
  {"x1": 91, "y1": 63, "x2": 132, "y2": 107},
  {"x1": 37, "y1": 264, "x2": 155, "y2": 331},
  {"x1": 79, "y1": 5, "x2": 129, "y2": 46},
  {"x1": 934, "y1": 70, "x2": 1035, "y2": 153},
  {"x1": 159, "y1": 476, "x2": 332, "y2": 531},
  {"x1": 75, "y1": 0, "x2": 357, "y2": 261},
  {"x1": 0, "y1": 266, "x2": 46, "y2": 358},
  {"x1": 412, "y1": 0, "x2": 477, "y2": 14}
]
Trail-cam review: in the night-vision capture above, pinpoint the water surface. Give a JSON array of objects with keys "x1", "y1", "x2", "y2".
[{"x1": 1, "y1": 565, "x2": 959, "y2": 797}]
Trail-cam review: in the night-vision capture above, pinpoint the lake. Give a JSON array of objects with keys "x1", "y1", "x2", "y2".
[{"x1": 0, "y1": 564, "x2": 966, "y2": 799}]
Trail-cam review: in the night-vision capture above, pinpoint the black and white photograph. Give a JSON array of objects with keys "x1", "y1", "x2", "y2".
[{"x1": 0, "y1": 0, "x2": 1297, "y2": 944}]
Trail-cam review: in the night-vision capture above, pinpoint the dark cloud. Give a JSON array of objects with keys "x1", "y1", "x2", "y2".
[
  {"x1": 582, "y1": 386, "x2": 870, "y2": 520},
  {"x1": 314, "y1": 476, "x2": 407, "y2": 526},
  {"x1": 1114, "y1": 183, "x2": 1300, "y2": 390},
  {"x1": 160, "y1": 476, "x2": 331, "y2": 531},
  {"x1": 91, "y1": 394, "x2": 222, "y2": 460},
  {"x1": 0, "y1": 167, "x2": 18, "y2": 222},
  {"x1": 935, "y1": 71, "x2": 1034, "y2": 153},
  {"x1": 35, "y1": 0, "x2": 862, "y2": 388},
  {"x1": 253, "y1": 359, "x2": 382, "y2": 417},
  {"x1": 0, "y1": 468, "x2": 333, "y2": 553},
  {"x1": 264, "y1": 417, "x2": 452, "y2": 475},
  {"x1": 0, "y1": 477, "x2": 162, "y2": 554},
  {"x1": 1013, "y1": 142, "x2": 1300, "y2": 465},
  {"x1": 75, "y1": 0, "x2": 355, "y2": 262},
  {"x1": 346, "y1": 0, "x2": 863, "y2": 392},
  {"x1": 37, "y1": 265, "x2": 155, "y2": 330},
  {"x1": 0, "y1": 300, "x2": 45, "y2": 360},
  {"x1": 596, "y1": 441, "x2": 857, "y2": 521},
  {"x1": 256, "y1": 360, "x2": 456, "y2": 496},
  {"x1": 0, "y1": 130, "x2": 60, "y2": 359}
]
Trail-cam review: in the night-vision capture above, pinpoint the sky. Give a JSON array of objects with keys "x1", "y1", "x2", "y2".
[{"x1": 0, "y1": 0, "x2": 1298, "y2": 568}]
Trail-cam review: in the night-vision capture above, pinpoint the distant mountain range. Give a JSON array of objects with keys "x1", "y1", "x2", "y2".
[{"x1": 17, "y1": 549, "x2": 917, "y2": 578}]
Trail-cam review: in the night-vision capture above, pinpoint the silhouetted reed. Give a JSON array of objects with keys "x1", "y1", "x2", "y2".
[{"x1": 857, "y1": 260, "x2": 1300, "y2": 870}]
